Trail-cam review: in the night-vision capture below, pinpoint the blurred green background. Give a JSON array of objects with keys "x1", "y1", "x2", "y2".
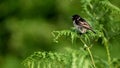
[{"x1": 0, "y1": 0, "x2": 120, "y2": 68}]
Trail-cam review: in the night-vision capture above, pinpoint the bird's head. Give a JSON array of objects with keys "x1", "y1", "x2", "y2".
[{"x1": 72, "y1": 14, "x2": 81, "y2": 21}]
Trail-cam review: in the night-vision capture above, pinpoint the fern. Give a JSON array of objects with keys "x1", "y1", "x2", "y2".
[
  {"x1": 23, "y1": 49, "x2": 95, "y2": 68},
  {"x1": 23, "y1": 0, "x2": 120, "y2": 68},
  {"x1": 23, "y1": 28, "x2": 107, "y2": 68},
  {"x1": 52, "y1": 28, "x2": 78, "y2": 43}
]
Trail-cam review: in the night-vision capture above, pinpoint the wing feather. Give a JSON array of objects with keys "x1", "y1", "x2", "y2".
[{"x1": 78, "y1": 18, "x2": 92, "y2": 29}]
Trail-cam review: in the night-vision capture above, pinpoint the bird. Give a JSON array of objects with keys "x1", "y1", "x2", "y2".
[{"x1": 72, "y1": 14, "x2": 96, "y2": 34}]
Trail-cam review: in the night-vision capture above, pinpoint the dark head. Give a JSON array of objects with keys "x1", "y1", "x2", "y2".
[{"x1": 72, "y1": 14, "x2": 81, "y2": 21}]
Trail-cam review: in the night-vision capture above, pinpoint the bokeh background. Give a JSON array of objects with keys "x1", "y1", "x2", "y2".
[{"x1": 0, "y1": 0, "x2": 120, "y2": 68}]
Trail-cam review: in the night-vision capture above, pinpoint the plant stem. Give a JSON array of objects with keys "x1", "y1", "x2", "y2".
[
  {"x1": 104, "y1": 38, "x2": 111, "y2": 68},
  {"x1": 79, "y1": 37, "x2": 96, "y2": 68},
  {"x1": 87, "y1": 47, "x2": 96, "y2": 68}
]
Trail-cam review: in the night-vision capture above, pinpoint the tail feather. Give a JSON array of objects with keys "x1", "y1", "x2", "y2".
[{"x1": 90, "y1": 29, "x2": 96, "y2": 34}]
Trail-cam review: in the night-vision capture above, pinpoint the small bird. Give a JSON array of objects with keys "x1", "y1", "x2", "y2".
[{"x1": 72, "y1": 14, "x2": 96, "y2": 34}]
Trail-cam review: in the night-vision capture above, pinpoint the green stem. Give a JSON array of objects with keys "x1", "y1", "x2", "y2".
[
  {"x1": 87, "y1": 47, "x2": 96, "y2": 68},
  {"x1": 79, "y1": 37, "x2": 96, "y2": 68},
  {"x1": 104, "y1": 38, "x2": 111, "y2": 68}
]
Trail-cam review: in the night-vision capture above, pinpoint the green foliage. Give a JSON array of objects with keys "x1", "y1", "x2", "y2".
[
  {"x1": 52, "y1": 29, "x2": 78, "y2": 43},
  {"x1": 22, "y1": 24, "x2": 113, "y2": 68},
  {"x1": 23, "y1": 49, "x2": 92, "y2": 68},
  {"x1": 51, "y1": 28, "x2": 108, "y2": 68},
  {"x1": 0, "y1": 0, "x2": 120, "y2": 68},
  {"x1": 21, "y1": 0, "x2": 120, "y2": 68}
]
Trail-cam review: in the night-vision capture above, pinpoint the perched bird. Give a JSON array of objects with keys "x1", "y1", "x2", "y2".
[{"x1": 72, "y1": 14, "x2": 96, "y2": 34}]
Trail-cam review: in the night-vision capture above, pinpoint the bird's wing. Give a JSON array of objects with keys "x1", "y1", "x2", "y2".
[{"x1": 81, "y1": 21, "x2": 91, "y2": 29}]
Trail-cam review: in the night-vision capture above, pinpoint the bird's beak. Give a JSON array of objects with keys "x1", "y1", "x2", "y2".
[{"x1": 71, "y1": 16, "x2": 73, "y2": 18}]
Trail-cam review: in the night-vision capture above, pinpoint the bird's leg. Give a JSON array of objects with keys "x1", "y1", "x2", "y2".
[{"x1": 78, "y1": 32, "x2": 83, "y2": 35}]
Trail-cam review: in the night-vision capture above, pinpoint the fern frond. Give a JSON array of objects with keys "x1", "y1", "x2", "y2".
[
  {"x1": 52, "y1": 29, "x2": 78, "y2": 43},
  {"x1": 100, "y1": 1, "x2": 120, "y2": 12},
  {"x1": 23, "y1": 49, "x2": 96, "y2": 68}
]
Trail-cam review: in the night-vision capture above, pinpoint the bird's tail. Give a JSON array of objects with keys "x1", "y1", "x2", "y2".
[{"x1": 90, "y1": 29, "x2": 96, "y2": 34}]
